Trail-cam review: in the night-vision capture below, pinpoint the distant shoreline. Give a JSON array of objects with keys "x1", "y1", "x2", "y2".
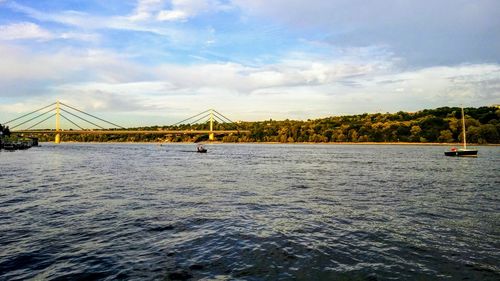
[{"x1": 40, "y1": 141, "x2": 500, "y2": 146}]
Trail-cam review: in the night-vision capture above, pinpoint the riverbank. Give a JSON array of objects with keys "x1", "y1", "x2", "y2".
[{"x1": 39, "y1": 141, "x2": 500, "y2": 146}]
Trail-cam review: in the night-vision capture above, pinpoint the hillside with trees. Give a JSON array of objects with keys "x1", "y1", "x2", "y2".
[
  {"x1": 229, "y1": 106, "x2": 499, "y2": 144},
  {"x1": 12, "y1": 106, "x2": 500, "y2": 144}
]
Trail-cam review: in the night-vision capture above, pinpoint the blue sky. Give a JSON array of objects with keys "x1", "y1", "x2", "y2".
[{"x1": 0, "y1": 0, "x2": 499, "y2": 127}]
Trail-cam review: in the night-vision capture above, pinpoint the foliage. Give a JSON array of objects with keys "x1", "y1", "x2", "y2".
[{"x1": 0, "y1": 123, "x2": 11, "y2": 137}]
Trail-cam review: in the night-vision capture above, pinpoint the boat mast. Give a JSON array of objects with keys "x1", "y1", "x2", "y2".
[{"x1": 461, "y1": 106, "x2": 467, "y2": 150}]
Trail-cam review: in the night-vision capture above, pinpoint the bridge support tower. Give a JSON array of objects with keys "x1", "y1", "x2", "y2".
[
  {"x1": 209, "y1": 109, "x2": 215, "y2": 141},
  {"x1": 55, "y1": 101, "x2": 61, "y2": 144}
]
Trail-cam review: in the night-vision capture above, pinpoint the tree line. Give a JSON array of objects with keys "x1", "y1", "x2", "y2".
[
  {"x1": 227, "y1": 106, "x2": 499, "y2": 144},
  {"x1": 9, "y1": 106, "x2": 500, "y2": 144}
]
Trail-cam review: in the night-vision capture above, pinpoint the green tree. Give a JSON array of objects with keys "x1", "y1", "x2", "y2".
[
  {"x1": 0, "y1": 123, "x2": 10, "y2": 137},
  {"x1": 438, "y1": 130, "x2": 454, "y2": 143},
  {"x1": 410, "y1": 125, "x2": 422, "y2": 142},
  {"x1": 348, "y1": 129, "x2": 359, "y2": 142},
  {"x1": 478, "y1": 124, "x2": 498, "y2": 143}
]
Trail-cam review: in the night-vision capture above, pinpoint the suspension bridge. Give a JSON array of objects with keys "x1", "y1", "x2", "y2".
[{"x1": 2, "y1": 101, "x2": 249, "y2": 143}]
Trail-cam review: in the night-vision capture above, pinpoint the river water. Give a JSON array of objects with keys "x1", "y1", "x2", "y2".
[{"x1": 0, "y1": 143, "x2": 499, "y2": 280}]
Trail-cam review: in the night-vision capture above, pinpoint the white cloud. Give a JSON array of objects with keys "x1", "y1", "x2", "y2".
[
  {"x1": 129, "y1": 0, "x2": 166, "y2": 21},
  {"x1": 156, "y1": 0, "x2": 225, "y2": 21},
  {"x1": 331, "y1": 64, "x2": 500, "y2": 113},
  {"x1": 230, "y1": 0, "x2": 500, "y2": 66},
  {"x1": 7, "y1": 3, "x2": 90, "y2": 27},
  {"x1": 0, "y1": 41, "x2": 498, "y2": 125},
  {"x1": 0, "y1": 44, "x2": 147, "y2": 83},
  {"x1": 153, "y1": 57, "x2": 382, "y2": 94},
  {"x1": 128, "y1": 0, "x2": 229, "y2": 22},
  {"x1": 0, "y1": 22, "x2": 53, "y2": 40},
  {"x1": 0, "y1": 21, "x2": 100, "y2": 42},
  {"x1": 157, "y1": 9, "x2": 188, "y2": 21},
  {"x1": 5, "y1": 1, "x2": 195, "y2": 43},
  {"x1": 59, "y1": 32, "x2": 100, "y2": 42}
]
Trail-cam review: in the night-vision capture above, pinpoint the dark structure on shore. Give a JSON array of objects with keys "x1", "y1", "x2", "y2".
[{"x1": 1, "y1": 122, "x2": 38, "y2": 151}]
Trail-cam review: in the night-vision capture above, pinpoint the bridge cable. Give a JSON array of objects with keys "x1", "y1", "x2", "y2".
[
  {"x1": 25, "y1": 113, "x2": 57, "y2": 130},
  {"x1": 59, "y1": 108, "x2": 106, "y2": 129},
  {"x1": 59, "y1": 102, "x2": 125, "y2": 129},
  {"x1": 212, "y1": 110, "x2": 235, "y2": 123},
  {"x1": 170, "y1": 109, "x2": 211, "y2": 127},
  {"x1": 217, "y1": 116, "x2": 232, "y2": 128},
  {"x1": 189, "y1": 113, "x2": 211, "y2": 125},
  {"x1": 3, "y1": 102, "x2": 56, "y2": 125},
  {"x1": 208, "y1": 115, "x2": 229, "y2": 131},
  {"x1": 10, "y1": 107, "x2": 56, "y2": 129},
  {"x1": 211, "y1": 114, "x2": 225, "y2": 127},
  {"x1": 212, "y1": 110, "x2": 241, "y2": 130},
  {"x1": 211, "y1": 115, "x2": 226, "y2": 127},
  {"x1": 59, "y1": 113, "x2": 85, "y2": 130},
  {"x1": 203, "y1": 116, "x2": 212, "y2": 126},
  {"x1": 210, "y1": 112, "x2": 239, "y2": 131},
  {"x1": 214, "y1": 115, "x2": 238, "y2": 131}
]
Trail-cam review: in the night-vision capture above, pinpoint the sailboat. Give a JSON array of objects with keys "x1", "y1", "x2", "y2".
[{"x1": 444, "y1": 107, "x2": 478, "y2": 157}]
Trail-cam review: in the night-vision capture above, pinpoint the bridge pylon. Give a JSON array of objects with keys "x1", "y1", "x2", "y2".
[
  {"x1": 209, "y1": 109, "x2": 215, "y2": 141},
  {"x1": 55, "y1": 101, "x2": 61, "y2": 144}
]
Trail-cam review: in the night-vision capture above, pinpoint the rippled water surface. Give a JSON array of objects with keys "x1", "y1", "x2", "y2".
[{"x1": 1, "y1": 143, "x2": 499, "y2": 280}]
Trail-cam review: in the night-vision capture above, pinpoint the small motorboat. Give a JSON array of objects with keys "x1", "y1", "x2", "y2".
[{"x1": 197, "y1": 144, "x2": 207, "y2": 153}]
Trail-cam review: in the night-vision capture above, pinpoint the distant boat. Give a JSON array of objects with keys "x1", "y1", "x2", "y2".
[
  {"x1": 444, "y1": 107, "x2": 478, "y2": 157},
  {"x1": 197, "y1": 144, "x2": 207, "y2": 153}
]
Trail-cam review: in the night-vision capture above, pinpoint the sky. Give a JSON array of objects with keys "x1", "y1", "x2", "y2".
[{"x1": 0, "y1": 0, "x2": 499, "y2": 127}]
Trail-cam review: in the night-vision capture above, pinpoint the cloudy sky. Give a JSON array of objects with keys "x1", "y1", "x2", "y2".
[{"x1": 0, "y1": 0, "x2": 499, "y2": 127}]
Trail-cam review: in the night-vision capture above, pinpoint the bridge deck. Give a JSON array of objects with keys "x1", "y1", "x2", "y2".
[{"x1": 13, "y1": 130, "x2": 249, "y2": 135}]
